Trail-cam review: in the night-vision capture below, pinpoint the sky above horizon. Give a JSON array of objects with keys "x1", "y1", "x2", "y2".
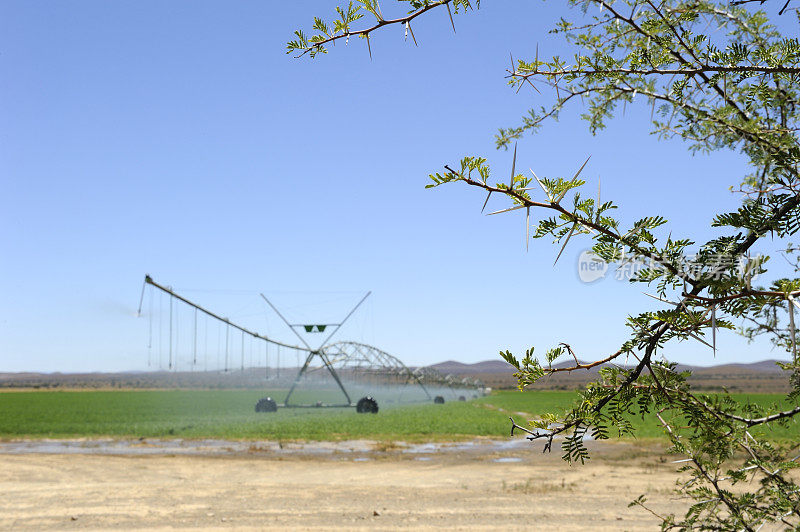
[{"x1": 1, "y1": 0, "x2": 795, "y2": 373}]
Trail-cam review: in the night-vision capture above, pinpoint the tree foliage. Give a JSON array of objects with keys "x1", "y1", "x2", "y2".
[{"x1": 292, "y1": 1, "x2": 800, "y2": 529}]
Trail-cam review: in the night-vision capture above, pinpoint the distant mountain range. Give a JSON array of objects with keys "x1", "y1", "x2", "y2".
[
  {"x1": 0, "y1": 359, "x2": 789, "y2": 394},
  {"x1": 427, "y1": 358, "x2": 787, "y2": 375},
  {"x1": 424, "y1": 358, "x2": 791, "y2": 393},
  {"x1": 426, "y1": 360, "x2": 517, "y2": 374}
]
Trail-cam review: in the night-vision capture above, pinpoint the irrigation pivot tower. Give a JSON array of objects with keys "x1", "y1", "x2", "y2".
[{"x1": 260, "y1": 291, "x2": 370, "y2": 408}]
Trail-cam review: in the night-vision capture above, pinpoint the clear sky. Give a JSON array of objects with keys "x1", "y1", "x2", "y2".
[{"x1": 0, "y1": 0, "x2": 792, "y2": 372}]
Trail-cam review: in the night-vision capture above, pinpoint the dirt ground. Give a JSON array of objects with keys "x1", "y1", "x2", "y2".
[{"x1": 0, "y1": 439, "x2": 688, "y2": 530}]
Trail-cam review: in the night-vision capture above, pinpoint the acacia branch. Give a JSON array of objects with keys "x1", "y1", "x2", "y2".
[
  {"x1": 722, "y1": 404, "x2": 800, "y2": 427},
  {"x1": 293, "y1": 0, "x2": 454, "y2": 57},
  {"x1": 655, "y1": 411, "x2": 757, "y2": 532},
  {"x1": 503, "y1": 76, "x2": 799, "y2": 185},
  {"x1": 648, "y1": 366, "x2": 800, "y2": 520},
  {"x1": 659, "y1": 381, "x2": 800, "y2": 428},
  {"x1": 443, "y1": 166, "x2": 698, "y2": 284},
  {"x1": 520, "y1": 324, "x2": 667, "y2": 446},
  {"x1": 545, "y1": 349, "x2": 625, "y2": 373},
  {"x1": 682, "y1": 288, "x2": 800, "y2": 303},
  {"x1": 537, "y1": 0, "x2": 800, "y2": 177},
  {"x1": 512, "y1": 66, "x2": 800, "y2": 79}
]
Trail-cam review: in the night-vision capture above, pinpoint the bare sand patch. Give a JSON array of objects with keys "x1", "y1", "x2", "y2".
[{"x1": 0, "y1": 439, "x2": 685, "y2": 530}]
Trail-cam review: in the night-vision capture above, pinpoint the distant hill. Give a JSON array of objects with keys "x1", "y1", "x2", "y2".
[
  {"x1": 680, "y1": 360, "x2": 785, "y2": 374},
  {"x1": 427, "y1": 358, "x2": 786, "y2": 375},
  {"x1": 426, "y1": 360, "x2": 516, "y2": 374},
  {"x1": 422, "y1": 358, "x2": 791, "y2": 393}
]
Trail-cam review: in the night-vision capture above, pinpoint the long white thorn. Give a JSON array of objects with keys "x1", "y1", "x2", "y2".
[
  {"x1": 597, "y1": 176, "x2": 601, "y2": 205},
  {"x1": 408, "y1": 22, "x2": 418, "y2": 46},
  {"x1": 526, "y1": 206, "x2": 530, "y2": 252},
  {"x1": 596, "y1": 175, "x2": 602, "y2": 221},
  {"x1": 529, "y1": 169, "x2": 550, "y2": 201},
  {"x1": 789, "y1": 295, "x2": 798, "y2": 363},
  {"x1": 687, "y1": 331, "x2": 713, "y2": 350},
  {"x1": 572, "y1": 155, "x2": 592, "y2": 181},
  {"x1": 481, "y1": 191, "x2": 492, "y2": 213},
  {"x1": 711, "y1": 304, "x2": 716, "y2": 357},
  {"x1": 509, "y1": 142, "x2": 518, "y2": 190},
  {"x1": 446, "y1": 2, "x2": 456, "y2": 33},
  {"x1": 643, "y1": 292, "x2": 679, "y2": 305},
  {"x1": 487, "y1": 204, "x2": 526, "y2": 216},
  {"x1": 552, "y1": 158, "x2": 590, "y2": 204},
  {"x1": 554, "y1": 223, "x2": 577, "y2": 266}
]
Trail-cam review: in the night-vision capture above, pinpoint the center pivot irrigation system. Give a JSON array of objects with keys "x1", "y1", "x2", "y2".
[{"x1": 137, "y1": 275, "x2": 484, "y2": 414}]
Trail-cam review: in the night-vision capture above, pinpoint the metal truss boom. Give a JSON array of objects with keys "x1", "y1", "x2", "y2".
[{"x1": 139, "y1": 275, "x2": 308, "y2": 352}]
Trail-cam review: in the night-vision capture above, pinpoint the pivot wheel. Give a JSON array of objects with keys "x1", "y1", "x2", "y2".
[
  {"x1": 433, "y1": 395, "x2": 445, "y2": 404},
  {"x1": 255, "y1": 397, "x2": 278, "y2": 413},
  {"x1": 356, "y1": 396, "x2": 379, "y2": 414}
]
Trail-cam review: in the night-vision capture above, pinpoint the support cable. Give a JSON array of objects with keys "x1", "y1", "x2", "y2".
[
  {"x1": 193, "y1": 307, "x2": 198, "y2": 369},
  {"x1": 147, "y1": 288, "x2": 153, "y2": 367},
  {"x1": 169, "y1": 295, "x2": 173, "y2": 370},
  {"x1": 174, "y1": 298, "x2": 179, "y2": 372},
  {"x1": 158, "y1": 292, "x2": 163, "y2": 369},
  {"x1": 217, "y1": 321, "x2": 222, "y2": 370}
]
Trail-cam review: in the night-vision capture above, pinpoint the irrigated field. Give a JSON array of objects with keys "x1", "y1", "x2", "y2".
[{"x1": 0, "y1": 389, "x2": 797, "y2": 441}]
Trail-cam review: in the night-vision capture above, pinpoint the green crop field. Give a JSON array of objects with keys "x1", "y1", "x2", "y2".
[
  {"x1": 0, "y1": 389, "x2": 796, "y2": 442},
  {"x1": 480, "y1": 390, "x2": 800, "y2": 441}
]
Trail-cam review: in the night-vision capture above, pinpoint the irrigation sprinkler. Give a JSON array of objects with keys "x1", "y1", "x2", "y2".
[{"x1": 137, "y1": 275, "x2": 468, "y2": 413}]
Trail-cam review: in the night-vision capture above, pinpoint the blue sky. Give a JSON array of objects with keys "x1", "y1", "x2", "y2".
[{"x1": 0, "y1": 0, "x2": 792, "y2": 372}]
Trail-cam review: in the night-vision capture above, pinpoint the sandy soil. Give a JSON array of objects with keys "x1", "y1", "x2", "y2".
[{"x1": 0, "y1": 439, "x2": 687, "y2": 530}]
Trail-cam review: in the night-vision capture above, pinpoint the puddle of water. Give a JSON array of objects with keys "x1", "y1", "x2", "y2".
[
  {"x1": 402, "y1": 438, "x2": 527, "y2": 455},
  {"x1": 0, "y1": 434, "x2": 590, "y2": 457},
  {"x1": 402, "y1": 443, "x2": 438, "y2": 454},
  {"x1": 491, "y1": 438, "x2": 530, "y2": 451},
  {"x1": 493, "y1": 457, "x2": 523, "y2": 463}
]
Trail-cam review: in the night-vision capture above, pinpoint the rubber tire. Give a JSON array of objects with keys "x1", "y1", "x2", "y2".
[
  {"x1": 255, "y1": 397, "x2": 278, "y2": 413},
  {"x1": 434, "y1": 396, "x2": 445, "y2": 404},
  {"x1": 458, "y1": 396, "x2": 466, "y2": 402},
  {"x1": 356, "y1": 396, "x2": 379, "y2": 414}
]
